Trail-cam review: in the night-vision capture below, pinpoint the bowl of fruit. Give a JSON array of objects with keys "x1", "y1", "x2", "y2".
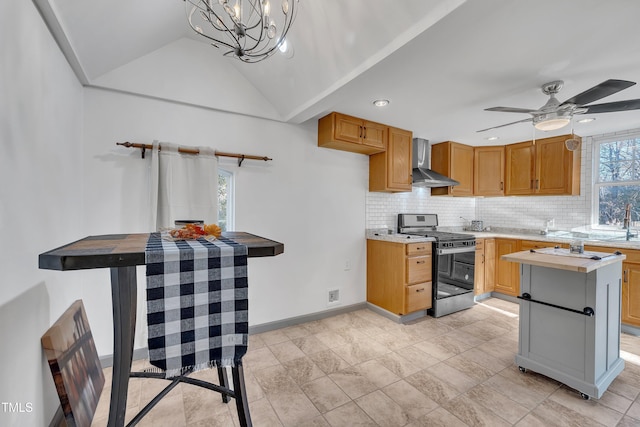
[{"x1": 164, "y1": 221, "x2": 222, "y2": 241}]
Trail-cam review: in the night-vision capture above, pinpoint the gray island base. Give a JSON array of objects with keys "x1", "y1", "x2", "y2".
[{"x1": 502, "y1": 247, "x2": 626, "y2": 400}]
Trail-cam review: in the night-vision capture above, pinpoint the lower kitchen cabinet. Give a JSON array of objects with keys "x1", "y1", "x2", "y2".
[
  {"x1": 622, "y1": 261, "x2": 640, "y2": 326},
  {"x1": 585, "y1": 245, "x2": 640, "y2": 328},
  {"x1": 494, "y1": 238, "x2": 520, "y2": 296},
  {"x1": 475, "y1": 238, "x2": 495, "y2": 295},
  {"x1": 367, "y1": 239, "x2": 432, "y2": 315},
  {"x1": 520, "y1": 240, "x2": 569, "y2": 251}
]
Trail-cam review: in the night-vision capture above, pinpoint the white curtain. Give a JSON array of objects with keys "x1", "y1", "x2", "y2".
[{"x1": 149, "y1": 141, "x2": 218, "y2": 230}]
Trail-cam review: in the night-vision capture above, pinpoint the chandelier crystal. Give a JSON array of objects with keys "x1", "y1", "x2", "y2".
[{"x1": 185, "y1": 0, "x2": 299, "y2": 63}]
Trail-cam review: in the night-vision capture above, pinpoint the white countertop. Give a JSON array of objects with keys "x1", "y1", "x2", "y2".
[
  {"x1": 366, "y1": 230, "x2": 434, "y2": 244},
  {"x1": 466, "y1": 230, "x2": 640, "y2": 250},
  {"x1": 366, "y1": 227, "x2": 640, "y2": 250}
]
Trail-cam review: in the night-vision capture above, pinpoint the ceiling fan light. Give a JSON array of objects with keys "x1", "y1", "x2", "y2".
[
  {"x1": 533, "y1": 111, "x2": 571, "y2": 131},
  {"x1": 534, "y1": 118, "x2": 570, "y2": 131}
]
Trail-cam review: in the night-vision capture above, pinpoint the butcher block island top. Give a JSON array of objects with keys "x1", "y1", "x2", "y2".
[
  {"x1": 501, "y1": 247, "x2": 625, "y2": 273},
  {"x1": 39, "y1": 231, "x2": 284, "y2": 271}
]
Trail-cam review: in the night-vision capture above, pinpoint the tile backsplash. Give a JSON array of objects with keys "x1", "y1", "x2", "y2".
[
  {"x1": 365, "y1": 188, "x2": 476, "y2": 230},
  {"x1": 366, "y1": 129, "x2": 639, "y2": 232}
]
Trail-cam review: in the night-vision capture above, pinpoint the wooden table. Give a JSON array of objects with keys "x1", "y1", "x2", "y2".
[{"x1": 39, "y1": 232, "x2": 283, "y2": 427}]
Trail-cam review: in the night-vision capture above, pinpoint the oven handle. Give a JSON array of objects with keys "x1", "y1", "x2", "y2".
[{"x1": 437, "y1": 246, "x2": 475, "y2": 255}]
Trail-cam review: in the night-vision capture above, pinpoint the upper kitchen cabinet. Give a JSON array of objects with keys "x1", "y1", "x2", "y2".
[
  {"x1": 474, "y1": 146, "x2": 505, "y2": 196},
  {"x1": 505, "y1": 134, "x2": 581, "y2": 196},
  {"x1": 431, "y1": 141, "x2": 474, "y2": 196},
  {"x1": 318, "y1": 112, "x2": 387, "y2": 155},
  {"x1": 369, "y1": 127, "x2": 413, "y2": 192}
]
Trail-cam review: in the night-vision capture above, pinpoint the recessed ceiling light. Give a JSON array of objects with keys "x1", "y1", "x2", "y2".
[
  {"x1": 486, "y1": 136, "x2": 499, "y2": 141},
  {"x1": 577, "y1": 117, "x2": 596, "y2": 124},
  {"x1": 372, "y1": 99, "x2": 390, "y2": 107}
]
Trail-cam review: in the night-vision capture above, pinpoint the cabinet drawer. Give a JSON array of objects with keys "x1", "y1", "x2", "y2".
[
  {"x1": 405, "y1": 282, "x2": 432, "y2": 313},
  {"x1": 406, "y1": 242, "x2": 432, "y2": 256},
  {"x1": 407, "y1": 255, "x2": 432, "y2": 284}
]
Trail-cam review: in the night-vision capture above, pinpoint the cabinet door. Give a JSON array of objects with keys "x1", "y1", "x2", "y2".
[
  {"x1": 386, "y1": 127, "x2": 412, "y2": 191},
  {"x1": 369, "y1": 126, "x2": 412, "y2": 192},
  {"x1": 450, "y1": 143, "x2": 474, "y2": 196},
  {"x1": 474, "y1": 146, "x2": 505, "y2": 196},
  {"x1": 494, "y1": 239, "x2": 520, "y2": 296},
  {"x1": 431, "y1": 141, "x2": 473, "y2": 196},
  {"x1": 505, "y1": 141, "x2": 535, "y2": 195},
  {"x1": 475, "y1": 239, "x2": 485, "y2": 295},
  {"x1": 536, "y1": 136, "x2": 577, "y2": 195},
  {"x1": 484, "y1": 238, "x2": 495, "y2": 293},
  {"x1": 622, "y1": 261, "x2": 640, "y2": 327},
  {"x1": 334, "y1": 114, "x2": 363, "y2": 144},
  {"x1": 362, "y1": 121, "x2": 387, "y2": 151}
]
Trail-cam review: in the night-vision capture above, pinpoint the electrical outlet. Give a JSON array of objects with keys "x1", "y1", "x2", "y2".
[
  {"x1": 344, "y1": 259, "x2": 351, "y2": 271},
  {"x1": 328, "y1": 289, "x2": 340, "y2": 305}
]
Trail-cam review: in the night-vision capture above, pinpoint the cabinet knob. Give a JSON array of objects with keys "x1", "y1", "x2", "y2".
[
  {"x1": 624, "y1": 269, "x2": 629, "y2": 283},
  {"x1": 415, "y1": 288, "x2": 425, "y2": 292},
  {"x1": 417, "y1": 260, "x2": 426, "y2": 264}
]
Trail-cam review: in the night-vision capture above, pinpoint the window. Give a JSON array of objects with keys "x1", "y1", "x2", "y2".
[
  {"x1": 218, "y1": 169, "x2": 234, "y2": 231},
  {"x1": 593, "y1": 135, "x2": 640, "y2": 227}
]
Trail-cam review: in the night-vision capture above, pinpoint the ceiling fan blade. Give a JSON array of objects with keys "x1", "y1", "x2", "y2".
[
  {"x1": 485, "y1": 106, "x2": 538, "y2": 114},
  {"x1": 581, "y1": 99, "x2": 640, "y2": 114},
  {"x1": 477, "y1": 118, "x2": 533, "y2": 132},
  {"x1": 561, "y1": 79, "x2": 636, "y2": 107}
]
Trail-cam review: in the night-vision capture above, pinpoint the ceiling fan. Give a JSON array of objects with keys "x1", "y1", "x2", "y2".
[{"x1": 478, "y1": 79, "x2": 640, "y2": 133}]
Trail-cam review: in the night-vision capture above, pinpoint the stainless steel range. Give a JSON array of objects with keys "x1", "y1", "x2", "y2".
[{"x1": 398, "y1": 213, "x2": 476, "y2": 317}]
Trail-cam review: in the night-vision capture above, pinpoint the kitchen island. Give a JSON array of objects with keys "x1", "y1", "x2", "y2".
[
  {"x1": 503, "y1": 247, "x2": 626, "y2": 399},
  {"x1": 39, "y1": 232, "x2": 283, "y2": 427}
]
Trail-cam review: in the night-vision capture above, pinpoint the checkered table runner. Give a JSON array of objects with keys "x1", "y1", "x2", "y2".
[{"x1": 145, "y1": 232, "x2": 248, "y2": 378}]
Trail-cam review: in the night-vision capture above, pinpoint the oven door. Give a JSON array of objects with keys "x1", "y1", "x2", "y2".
[{"x1": 435, "y1": 247, "x2": 475, "y2": 299}]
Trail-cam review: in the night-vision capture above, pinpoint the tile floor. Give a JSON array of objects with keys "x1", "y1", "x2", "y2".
[{"x1": 91, "y1": 298, "x2": 640, "y2": 426}]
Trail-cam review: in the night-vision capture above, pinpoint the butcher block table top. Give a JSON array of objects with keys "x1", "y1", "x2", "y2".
[
  {"x1": 502, "y1": 247, "x2": 625, "y2": 273},
  {"x1": 39, "y1": 232, "x2": 284, "y2": 271}
]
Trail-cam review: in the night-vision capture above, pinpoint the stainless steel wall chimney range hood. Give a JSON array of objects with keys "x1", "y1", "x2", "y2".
[{"x1": 412, "y1": 138, "x2": 460, "y2": 188}]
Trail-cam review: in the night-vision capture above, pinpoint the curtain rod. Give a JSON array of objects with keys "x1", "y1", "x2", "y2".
[{"x1": 116, "y1": 141, "x2": 272, "y2": 167}]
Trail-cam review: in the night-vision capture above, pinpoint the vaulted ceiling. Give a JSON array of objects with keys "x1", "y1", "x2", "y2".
[{"x1": 35, "y1": 0, "x2": 640, "y2": 145}]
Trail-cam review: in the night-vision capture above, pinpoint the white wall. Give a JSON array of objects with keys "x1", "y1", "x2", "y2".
[
  {"x1": 0, "y1": 1, "x2": 84, "y2": 426},
  {"x1": 81, "y1": 88, "x2": 369, "y2": 356}
]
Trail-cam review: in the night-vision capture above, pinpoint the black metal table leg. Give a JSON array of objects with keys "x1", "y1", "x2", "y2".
[
  {"x1": 218, "y1": 367, "x2": 230, "y2": 403},
  {"x1": 108, "y1": 266, "x2": 138, "y2": 427},
  {"x1": 231, "y1": 363, "x2": 252, "y2": 427}
]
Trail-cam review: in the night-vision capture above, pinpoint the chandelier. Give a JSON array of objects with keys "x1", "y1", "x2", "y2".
[{"x1": 185, "y1": 0, "x2": 299, "y2": 63}]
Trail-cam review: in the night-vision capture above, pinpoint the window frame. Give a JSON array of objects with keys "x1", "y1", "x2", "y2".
[
  {"x1": 591, "y1": 132, "x2": 640, "y2": 228},
  {"x1": 218, "y1": 168, "x2": 235, "y2": 231}
]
